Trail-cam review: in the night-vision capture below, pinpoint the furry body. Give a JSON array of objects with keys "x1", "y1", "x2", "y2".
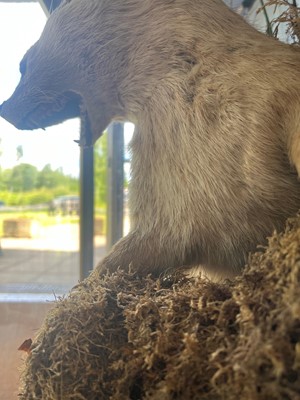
[{"x1": 1, "y1": 0, "x2": 300, "y2": 277}]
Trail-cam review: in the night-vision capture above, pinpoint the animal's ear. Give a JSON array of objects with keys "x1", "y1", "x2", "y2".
[
  {"x1": 19, "y1": 57, "x2": 27, "y2": 77},
  {"x1": 50, "y1": 0, "x2": 71, "y2": 13},
  {"x1": 60, "y1": 0, "x2": 72, "y2": 7}
]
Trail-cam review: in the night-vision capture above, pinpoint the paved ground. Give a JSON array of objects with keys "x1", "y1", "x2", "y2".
[{"x1": 0, "y1": 223, "x2": 107, "y2": 299}]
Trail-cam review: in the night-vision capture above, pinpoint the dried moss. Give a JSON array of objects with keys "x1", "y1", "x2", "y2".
[{"x1": 19, "y1": 216, "x2": 300, "y2": 399}]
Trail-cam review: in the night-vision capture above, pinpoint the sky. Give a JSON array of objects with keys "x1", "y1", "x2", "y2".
[{"x1": 0, "y1": 2, "x2": 134, "y2": 177}]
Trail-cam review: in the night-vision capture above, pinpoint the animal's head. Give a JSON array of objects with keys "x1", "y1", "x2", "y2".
[
  {"x1": 0, "y1": 0, "x2": 233, "y2": 143},
  {"x1": 0, "y1": 0, "x2": 133, "y2": 143}
]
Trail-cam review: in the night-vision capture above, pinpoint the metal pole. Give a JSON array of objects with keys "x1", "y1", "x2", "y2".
[
  {"x1": 79, "y1": 120, "x2": 94, "y2": 280},
  {"x1": 107, "y1": 123, "x2": 124, "y2": 250}
]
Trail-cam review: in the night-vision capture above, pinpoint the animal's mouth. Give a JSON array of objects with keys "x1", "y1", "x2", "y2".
[{"x1": 19, "y1": 91, "x2": 82, "y2": 130}]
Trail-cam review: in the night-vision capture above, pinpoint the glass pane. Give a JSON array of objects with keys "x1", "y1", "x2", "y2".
[
  {"x1": 0, "y1": 5, "x2": 82, "y2": 399},
  {"x1": 0, "y1": 3, "x2": 82, "y2": 301}
]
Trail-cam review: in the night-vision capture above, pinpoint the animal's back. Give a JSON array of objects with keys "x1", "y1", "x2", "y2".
[{"x1": 128, "y1": 0, "x2": 300, "y2": 275}]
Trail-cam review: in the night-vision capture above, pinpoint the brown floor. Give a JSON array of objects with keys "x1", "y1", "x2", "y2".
[{"x1": 0, "y1": 302, "x2": 53, "y2": 400}]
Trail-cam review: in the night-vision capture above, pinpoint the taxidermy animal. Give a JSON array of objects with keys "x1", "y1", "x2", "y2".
[{"x1": 1, "y1": 0, "x2": 300, "y2": 278}]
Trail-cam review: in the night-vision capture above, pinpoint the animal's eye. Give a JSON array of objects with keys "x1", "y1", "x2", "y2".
[{"x1": 19, "y1": 59, "x2": 26, "y2": 76}]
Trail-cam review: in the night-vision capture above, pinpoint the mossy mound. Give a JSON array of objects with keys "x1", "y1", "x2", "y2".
[{"x1": 19, "y1": 216, "x2": 300, "y2": 399}]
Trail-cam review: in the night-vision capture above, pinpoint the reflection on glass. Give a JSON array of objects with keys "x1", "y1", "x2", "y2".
[{"x1": 0, "y1": 3, "x2": 83, "y2": 300}]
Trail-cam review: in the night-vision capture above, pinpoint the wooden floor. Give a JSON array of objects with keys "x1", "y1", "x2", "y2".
[{"x1": 0, "y1": 302, "x2": 54, "y2": 400}]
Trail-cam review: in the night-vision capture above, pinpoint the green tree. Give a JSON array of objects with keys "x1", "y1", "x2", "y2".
[
  {"x1": 94, "y1": 132, "x2": 108, "y2": 206},
  {"x1": 9, "y1": 163, "x2": 38, "y2": 192},
  {"x1": 37, "y1": 164, "x2": 63, "y2": 188},
  {"x1": 1, "y1": 168, "x2": 12, "y2": 190},
  {"x1": 36, "y1": 164, "x2": 79, "y2": 192},
  {"x1": 0, "y1": 138, "x2": 4, "y2": 191}
]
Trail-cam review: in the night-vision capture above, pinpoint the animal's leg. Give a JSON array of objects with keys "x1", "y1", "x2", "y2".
[{"x1": 93, "y1": 230, "x2": 182, "y2": 278}]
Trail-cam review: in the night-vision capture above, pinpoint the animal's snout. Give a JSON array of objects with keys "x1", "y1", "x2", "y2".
[
  {"x1": 0, "y1": 100, "x2": 11, "y2": 123},
  {"x1": 0, "y1": 100, "x2": 10, "y2": 119},
  {"x1": 0, "y1": 99, "x2": 15, "y2": 125},
  {"x1": 0, "y1": 97, "x2": 28, "y2": 130}
]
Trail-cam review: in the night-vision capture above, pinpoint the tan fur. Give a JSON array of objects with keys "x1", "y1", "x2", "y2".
[{"x1": 1, "y1": 0, "x2": 300, "y2": 278}]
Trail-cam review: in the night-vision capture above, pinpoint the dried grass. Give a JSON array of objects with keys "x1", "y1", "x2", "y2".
[
  {"x1": 258, "y1": 0, "x2": 300, "y2": 43},
  {"x1": 18, "y1": 215, "x2": 300, "y2": 399}
]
